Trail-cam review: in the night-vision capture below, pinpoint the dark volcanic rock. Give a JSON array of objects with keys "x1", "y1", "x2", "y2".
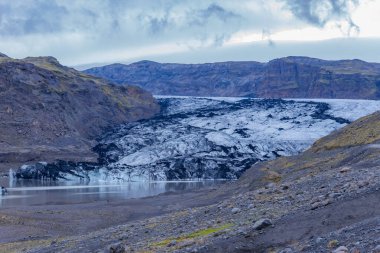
[
  {"x1": 84, "y1": 56, "x2": 380, "y2": 99},
  {"x1": 0, "y1": 54, "x2": 160, "y2": 171},
  {"x1": 252, "y1": 218, "x2": 272, "y2": 230},
  {"x1": 15, "y1": 161, "x2": 98, "y2": 181}
]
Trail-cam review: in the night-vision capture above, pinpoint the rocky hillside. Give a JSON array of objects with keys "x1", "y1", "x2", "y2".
[
  {"x1": 84, "y1": 57, "x2": 380, "y2": 99},
  {"x1": 0, "y1": 53, "x2": 159, "y2": 172}
]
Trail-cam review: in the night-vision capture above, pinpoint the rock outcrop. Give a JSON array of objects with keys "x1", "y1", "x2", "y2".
[
  {"x1": 0, "y1": 54, "x2": 159, "y2": 172},
  {"x1": 84, "y1": 57, "x2": 380, "y2": 99}
]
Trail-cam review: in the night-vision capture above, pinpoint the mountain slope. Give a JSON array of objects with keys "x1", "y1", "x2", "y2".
[
  {"x1": 311, "y1": 111, "x2": 380, "y2": 152},
  {"x1": 0, "y1": 54, "x2": 159, "y2": 171},
  {"x1": 84, "y1": 57, "x2": 380, "y2": 99}
]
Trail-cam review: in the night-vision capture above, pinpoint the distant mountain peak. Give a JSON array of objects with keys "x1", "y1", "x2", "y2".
[
  {"x1": 131, "y1": 60, "x2": 160, "y2": 65},
  {"x1": 0, "y1": 53, "x2": 9, "y2": 58},
  {"x1": 268, "y1": 56, "x2": 327, "y2": 65},
  {"x1": 23, "y1": 56, "x2": 63, "y2": 68},
  {"x1": 283, "y1": 56, "x2": 318, "y2": 60}
]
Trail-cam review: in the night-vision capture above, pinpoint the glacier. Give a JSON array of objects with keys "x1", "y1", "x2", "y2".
[{"x1": 15, "y1": 97, "x2": 380, "y2": 182}]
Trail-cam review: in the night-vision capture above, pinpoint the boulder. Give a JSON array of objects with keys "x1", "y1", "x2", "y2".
[{"x1": 252, "y1": 218, "x2": 272, "y2": 230}]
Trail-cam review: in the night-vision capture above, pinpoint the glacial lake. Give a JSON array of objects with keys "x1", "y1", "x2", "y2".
[{"x1": 0, "y1": 177, "x2": 224, "y2": 207}]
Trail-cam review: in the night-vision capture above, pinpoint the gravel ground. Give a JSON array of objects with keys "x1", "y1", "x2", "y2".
[{"x1": 1, "y1": 142, "x2": 378, "y2": 253}]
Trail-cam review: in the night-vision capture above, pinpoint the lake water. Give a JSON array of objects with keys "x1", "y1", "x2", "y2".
[{"x1": 0, "y1": 177, "x2": 224, "y2": 207}]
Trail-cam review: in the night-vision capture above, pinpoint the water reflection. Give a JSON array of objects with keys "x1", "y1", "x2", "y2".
[{"x1": 0, "y1": 178, "x2": 224, "y2": 207}]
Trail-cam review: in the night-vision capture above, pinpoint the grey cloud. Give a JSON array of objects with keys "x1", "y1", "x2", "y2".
[
  {"x1": 138, "y1": 8, "x2": 171, "y2": 34},
  {"x1": 210, "y1": 33, "x2": 231, "y2": 47},
  {"x1": 183, "y1": 3, "x2": 241, "y2": 47},
  {"x1": 0, "y1": 1, "x2": 277, "y2": 40},
  {"x1": 0, "y1": 0, "x2": 68, "y2": 35},
  {"x1": 126, "y1": 1, "x2": 242, "y2": 50},
  {"x1": 262, "y1": 29, "x2": 275, "y2": 47},
  {"x1": 345, "y1": 17, "x2": 360, "y2": 35},
  {"x1": 147, "y1": 15, "x2": 170, "y2": 34},
  {"x1": 282, "y1": 0, "x2": 361, "y2": 33},
  {"x1": 191, "y1": 3, "x2": 240, "y2": 26},
  {"x1": 138, "y1": 2, "x2": 240, "y2": 36},
  {"x1": 215, "y1": 34, "x2": 228, "y2": 47}
]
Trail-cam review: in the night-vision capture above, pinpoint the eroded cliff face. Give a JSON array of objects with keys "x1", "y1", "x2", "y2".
[
  {"x1": 84, "y1": 56, "x2": 380, "y2": 99},
  {"x1": 0, "y1": 54, "x2": 159, "y2": 171},
  {"x1": 258, "y1": 58, "x2": 380, "y2": 99}
]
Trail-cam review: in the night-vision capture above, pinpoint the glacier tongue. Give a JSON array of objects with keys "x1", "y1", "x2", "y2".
[
  {"x1": 91, "y1": 97, "x2": 379, "y2": 181},
  {"x1": 15, "y1": 97, "x2": 380, "y2": 182}
]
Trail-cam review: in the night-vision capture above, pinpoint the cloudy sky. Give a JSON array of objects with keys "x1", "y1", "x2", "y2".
[{"x1": 0, "y1": 0, "x2": 379, "y2": 68}]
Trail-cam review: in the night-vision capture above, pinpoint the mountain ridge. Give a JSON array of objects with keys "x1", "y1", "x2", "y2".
[{"x1": 84, "y1": 56, "x2": 380, "y2": 99}]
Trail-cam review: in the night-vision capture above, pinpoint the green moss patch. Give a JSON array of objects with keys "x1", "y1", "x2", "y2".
[{"x1": 151, "y1": 223, "x2": 233, "y2": 248}]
